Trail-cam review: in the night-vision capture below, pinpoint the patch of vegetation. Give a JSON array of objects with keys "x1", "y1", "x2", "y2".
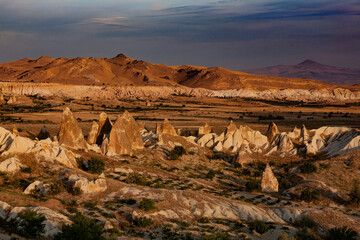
[
  {"x1": 86, "y1": 157, "x2": 105, "y2": 174},
  {"x1": 205, "y1": 169, "x2": 217, "y2": 180},
  {"x1": 294, "y1": 216, "x2": 317, "y2": 229},
  {"x1": 319, "y1": 162, "x2": 331, "y2": 169},
  {"x1": 349, "y1": 180, "x2": 360, "y2": 206},
  {"x1": 246, "y1": 179, "x2": 261, "y2": 192},
  {"x1": 21, "y1": 167, "x2": 32, "y2": 173},
  {"x1": 71, "y1": 187, "x2": 82, "y2": 196},
  {"x1": 278, "y1": 232, "x2": 295, "y2": 240},
  {"x1": 133, "y1": 216, "x2": 153, "y2": 228},
  {"x1": 248, "y1": 220, "x2": 269, "y2": 235},
  {"x1": 325, "y1": 226, "x2": 358, "y2": 240},
  {"x1": 300, "y1": 162, "x2": 317, "y2": 174},
  {"x1": 199, "y1": 232, "x2": 230, "y2": 240},
  {"x1": 169, "y1": 146, "x2": 186, "y2": 160},
  {"x1": 125, "y1": 172, "x2": 149, "y2": 186},
  {"x1": 48, "y1": 181, "x2": 63, "y2": 195},
  {"x1": 55, "y1": 213, "x2": 105, "y2": 240},
  {"x1": 139, "y1": 198, "x2": 156, "y2": 211},
  {"x1": 300, "y1": 188, "x2": 320, "y2": 202},
  {"x1": 294, "y1": 229, "x2": 315, "y2": 240}
]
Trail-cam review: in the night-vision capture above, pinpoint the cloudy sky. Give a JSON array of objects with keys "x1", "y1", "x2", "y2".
[{"x1": 0, "y1": 0, "x2": 359, "y2": 69}]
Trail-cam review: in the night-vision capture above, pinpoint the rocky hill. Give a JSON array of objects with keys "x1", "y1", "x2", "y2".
[
  {"x1": 244, "y1": 59, "x2": 360, "y2": 86},
  {"x1": 0, "y1": 55, "x2": 336, "y2": 91}
]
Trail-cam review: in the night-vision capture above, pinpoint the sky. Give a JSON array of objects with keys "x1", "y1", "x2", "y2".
[{"x1": 0, "y1": 0, "x2": 360, "y2": 69}]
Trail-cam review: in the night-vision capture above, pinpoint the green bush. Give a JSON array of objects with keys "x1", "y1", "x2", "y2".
[
  {"x1": 139, "y1": 198, "x2": 156, "y2": 211},
  {"x1": 246, "y1": 179, "x2": 261, "y2": 192},
  {"x1": 205, "y1": 170, "x2": 217, "y2": 180},
  {"x1": 249, "y1": 220, "x2": 269, "y2": 235},
  {"x1": 169, "y1": 146, "x2": 186, "y2": 160},
  {"x1": 294, "y1": 229, "x2": 315, "y2": 240},
  {"x1": 133, "y1": 216, "x2": 153, "y2": 228},
  {"x1": 300, "y1": 162, "x2": 317, "y2": 174},
  {"x1": 199, "y1": 232, "x2": 230, "y2": 240},
  {"x1": 325, "y1": 226, "x2": 358, "y2": 240},
  {"x1": 55, "y1": 213, "x2": 104, "y2": 240},
  {"x1": 349, "y1": 180, "x2": 360, "y2": 206},
  {"x1": 87, "y1": 157, "x2": 105, "y2": 174},
  {"x1": 21, "y1": 167, "x2": 32, "y2": 173},
  {"x1": 294, "y1": 216, "x2": 317, "y2": 229},
  {"x1": 319, "y1": 163, "x2": 331, "y2": 169},
  {"x1": 125, "y1": 172, "x2": 148, "y2": 186},
  {"x1": 300, "y1": 188, "x2": 320, "y2": 202},
  {"x1": 49, "y1": 182, "x2": 63, "y2": 195},
  {"x1": 10, "y1": 210, "x2": 46, "y2": 238},
  {"x1": 71, "y1": 187, "x2": 82, "y2": 196},
  {"x1": 278, "y1": 232, "x2": 295, "y2": 240}
]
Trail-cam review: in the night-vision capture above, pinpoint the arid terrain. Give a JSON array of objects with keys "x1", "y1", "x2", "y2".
[{"x1": 0, "y1": 56, "x2": 360, "y2": 240}]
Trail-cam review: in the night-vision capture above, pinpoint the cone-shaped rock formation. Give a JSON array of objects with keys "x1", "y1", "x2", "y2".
[
  {"x1": 38, "y1": 126, "x2": 50, "y2": 140},
  {"x1": 261, "y1": 164, "x2": 279, "y2": 192},
  {"x1": 266, "y1": 122, "x2": 279, "y2": 142},
  {"x1": 87, "y1": 121, "x2": 99, "y2": 145},
  {"x1": 156, "y1": 119, "x2": 177, "y2": 136}
]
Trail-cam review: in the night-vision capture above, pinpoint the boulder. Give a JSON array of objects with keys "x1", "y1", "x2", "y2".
[
  {"x1": 57, "y1": 107, "x2": 87, "y2": 150},
  {"x1": 0, "y1": 201, "x2": 11, "y2": 219},
  {"x1": 0, "y1": 157, "x2": 24, "y2": 173},
  {"x1": 2, "y1": 135, "x2": 35, "y2": 155},
  {"x1": 24, "y1": 181, "x2": 50, "y2": 195},
  {"x1": 0, "y1": 127, "x2": 13, "y2": 152},
  {"x1": 96, "y1": 112, "x2": 112, "y2": 145},
  {"x1": 234, "y1": 145, "x2": 253, "y2": 167},
  {"x1": 266, "y1": 122, "x2": 279, "y2": 142},
  {"x1": 37, "y1": 125, "x2": 51, "y2": 140},
  {"x1": 261, "y1": 164, "x2": 279, "y2": 193},
  {"x1": 198, "y1": 123, "x2": 211, "y2": 136},
  {"x1": 225, "y1": 120, "x2": 237, "y2": 136},
  {"x1": 87, "y1": 121, "x2": 99, "y2": 145},
  {"x1": 107, "y1": 111, "x2": 144, "y2": 156},
  {"x1": 156, "y1": 119, "x2": 177, "y2": 136},
  {"x1": 68, "y1": 174, "x2": 107, "y2": 194}
]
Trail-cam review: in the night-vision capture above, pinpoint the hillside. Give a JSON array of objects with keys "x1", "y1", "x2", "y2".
[
  {"x1": 244, "y1": 59, "x2": 360, "y2": 85},
  {"x1": 0, "y1": 54, "x2": 335, "y2": 91}
]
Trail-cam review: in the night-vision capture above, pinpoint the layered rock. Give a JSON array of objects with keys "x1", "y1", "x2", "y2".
[
  {"x1": 156, "y1": 119, "x2": 177, "y2": 136},
  {"x1": 261, "y1": 164, "x2": 279, "y2": 192},
  {"x1": 106, "y1": 111, "x2": 144, "y2": 156},
  {"x1": 87, "y1": 121, "x2": 99, "y2": 145},
  {"x1": 68, "y1": 174, "x2": 107, "y2": 193},
  {"x1": 57, "y1": 107, "x2": 87, "y2": 150},
  {"x1": 38, "y1": 125, "x2": 51, "y2": 140},
  {"x1": 96, "y1": 112, "x2": 112, "y2": 145}
]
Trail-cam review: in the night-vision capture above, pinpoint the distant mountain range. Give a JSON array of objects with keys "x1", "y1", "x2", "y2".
[
  {"x1": 0, "y1": 54, "x2": 335, "y2": 91},
  {"x1": 244, "y1": 59, "x2": 360, "y2": 85}
]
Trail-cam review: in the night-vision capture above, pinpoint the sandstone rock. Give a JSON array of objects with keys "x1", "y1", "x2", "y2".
[
  {"x1": 266, "y1": 122, "x2": 279, "y2": 142},
  {"x1": 0, "y1": 201, "x2": 11, "y2": 219},
  {"x1": 6, "y1": 96, "x2": 16, "y2": 104},
  {"x1": 107, "y1": 111, "x2": 144, "y2": 156},
  {"x1": 0, "y1": 127, "x2": 13, "y2": 152},
  {"x1": 0, "y1": 157, "x2": 24, "y2": 173},
  {"x1": 225, "y1": 120, "x2": 237, "y2": 136},
  {"x1": 68, "y1": 174, "x2": 107, "y2": 193},
  {"x1": 156, "y1": 119, "x2": 177, "y2": 136},
  {"x1": 12, "y1": 125, "x2": 19, "y2": 135},
  {"x1": 38, "y1": 125, "x2": 51, "y2": 140},
  {"x1": 146, "y1": 99, "x2": 151, "y2": 106},
  {"x1": 96, "y1": 112, "x2": 112, "y2": 145},
  {"x1": 234, "y1": 145, "x2": 253, "y2": 167},
  {"x1": 57, "y1": 107, "x2": 87, "y2": 150},
  {"x1": 261, "y1": 164, "x2": 279, "y2": 192},
  {"x1": 87, "y1": 121, "x2": 99, "y2": 145},
  {"x1": 198, "y1": 123, "x2": 211, "y2": 136},
  {"x1": 197, "y1": 133, "x2": 215, "y2": 147},
  {"x1": 2, "y1": 135, "x2": 35, "y2": 155},
  {"x1": 213, "y1": 141, "x2": 223, "y2": 152},
  {"x1": 300, "y1": 124, "x2": 310, "y2": 142},
  {"x1": 24, "y1": 181, "x2": 50, "y2": 195}
]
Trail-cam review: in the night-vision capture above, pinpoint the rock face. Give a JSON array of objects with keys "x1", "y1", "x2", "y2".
[
  {"x1": 234, "y1": 145, "x2": 253, "y2": 167},
  {"x1": 266, "y1": 122, "x2": 279, "y2": 142},
  {"x1": 0, "y1": 157, "x2": 24, "y2": 173},
  {"x1": 87, "y1": 121, "x2": 99, "y2": 145},
  {"x1": 261, "y1": 164, "x2": 279, "y2": 193},
  {"x1": 156, "y1": 119, "x2": 177, "y2": 136},
  {"x1": 225, "y1": 121, "x2": 238, "y2": 136},
  {"x1": 38, "y1": 125, "x2": 51, "y2": 140},
  {"x1": 198, "y1": 123, "x2": 211, "y2": 136},
  {"x1": 24, "y1": 181, "x2": 49, "y2": 195},
  {"x1": 68, "y1": 174, "x2": 107, "y2": 193},
  {"x1": 57, "y1": 107, "x2": 87, "y2": 150},
  {"x1": 96, "y1": 112, "x2": 112, "y2": 145},
  {"x1": 107, "y1": 111, "x2": 144, "y2": 156}
]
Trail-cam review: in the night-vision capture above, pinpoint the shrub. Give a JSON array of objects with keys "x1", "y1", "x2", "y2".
[
  {"x1": 139, "y1": 198, "x2": 156, "y2": 211},
  {"x1": 71, "y1": 187, "x2": 82, "y2": 196},
  {"x1": 11, "y1": 210, "x2": 46, "y2": 238},
  {"x1": 319, "y1": 163, "x2": 331, "y2": 169},
  {"x1": 49, "y1": 182, "x2": 63, "y2": 195},
  {"x1": 278, "y1": 232, "x2": 295, "y2": 240},
  {"x1": 246, "y1": 179, "x2": 261, "y2": 192},
  {"x1": 169, "y1": 146, "x2": 186, "y2": 160},
  {"x1": 87, "y1": 157, "x2": 105, "y2": 174},
  {"x1": 349, "y1": 180, "x2": 360, "y2": 206},
  {"x1": 294, "y1": 216, "x2": 317, "y2": 229},
  {"x1": 300, "y1": 162, "x2": 317, "y2": 174},
  {"x1": 325, "y1": 226, "x2": 358, "y2": 240},
  {"x1": 294, "y1": 229, "x2": 315, "y2": 240},
  {"x1": 300, "y1": 188, "x2": 320, "y2": 202},
  {"x1": 133, "y1": 216, "x2": 153, "y2": 228},
  {"x1": 21, "y1": 167, "x2": 32, "y2": 173},
  {"x1": 55, "y1": 213, "x2": 104, "y2": 240},
  {"x1": 199, "y1": 232, "x2": 230, "y2": 240},
  {"x1": 249, "y1": 220, "x2": 269, "y2": 235},
  {"x1": 125, "y1": 172, "x2": 148, "y2": 186},
  {"x1": 205, "y1": 170, "x2": 217, "y2": 180}
]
